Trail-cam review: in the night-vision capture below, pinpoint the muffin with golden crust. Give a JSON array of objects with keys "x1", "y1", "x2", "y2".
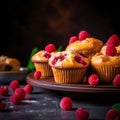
[
  {"x1": 48, "y1": 51, "x2": 90, "y2": 84},
  {"x1": 0, "y1": 55, "x2": 21, "y2": 71},
  {"x1": 91, "y1": 45, "x2": 120, "y2": 84},
  {"x1": 66, "y1": 37, "x2": 103, "y2": 58},
  {"x1": 31, "y1": 43, "x2": 56, "y2": 78}
]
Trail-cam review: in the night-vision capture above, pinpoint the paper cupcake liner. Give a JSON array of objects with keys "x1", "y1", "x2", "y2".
[
  {"x1": 34, "y1": 62, "x2": 53, "y2": 78},
  {"x1": 91, "y1": 64, "x2": 120, "y2": 83},
  {"x1": 52, "y1": 67, "x2": 87, "y2": 84}
]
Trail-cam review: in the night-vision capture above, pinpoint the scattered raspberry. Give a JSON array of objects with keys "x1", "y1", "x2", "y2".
[
  {"x1": 15, "y1": 88, "x2": 26, "y2": 100},
  {"x1": 113, "y1": 74, "x2": 120, "y2": 87},
  {"x1": 10, "y1": 94, "x2": 22, "y2": 105},
  {"x1": 45, "y1": 43, "x2": 56, "y2": 53},
  {"x1": 24, "y1": 84, "x2": 33, "y2": 94},
  {"x1": 106, "y1": 34, "x2": 120, "y2": 46},
  {"x1": 106, "y1": 44, "x2": 117, "y2": 56},
  {"x1": 34, "y1": 71, "x2": 41, "y2": 79},
  {"x1": 88, "y1": 74, "x2": 99, "y2": 86},
  {"x1": 60, "y1": 97, "x2": 72, "y2": 110},
  {"x1": 0, "y1": 100, "x2": 6, "y2": 110},
  {"x1": 10, "y1": 80, "x2": 20, "y2": 91},
  {"x1": 69, "y1": 36, "x2": 78, "y2": 44},
  {"x1": 0, "y1": 86, "x2": 9, "y2": 96},
  {"x1": 78, "y1": 30, "x2": 91, "y2": 41},
  {"x1": 105, "y1": 109, "x2": 120, "y2": 120},
  {"x1": 75, "y1": 107, "x2": 89, "y2": 120}
]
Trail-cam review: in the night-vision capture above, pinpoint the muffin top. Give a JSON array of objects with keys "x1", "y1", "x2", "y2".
[
  {"x1": 66, "y1": 37, "x2": 103, "y2": 56},
  {"x1": 48, "y1": 51, "x2": 90, "y2": 69}
]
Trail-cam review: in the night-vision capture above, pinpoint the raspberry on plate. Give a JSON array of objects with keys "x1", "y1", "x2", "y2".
[
  {"x1": 15, "y1": 88, "x2": 26, "y2": 100},
  {"x1": 24, "y1": 84, "x2": 33, "y2": 94},
  {"x1": 113, "y1": 74, "x2": 120, "y2": 87},
  {"x1": 78, "y1": 30, "x2": 91, "y2": 41},
  {"x1": 0, "y1": 86, "x2": 9, "y2": 96},
  {"x1": 88, "y1": 74, "x2": 99, "y2": 86},
  {"x1": 75, "y1": 107, "x2": 89, "y2": 120},
  {"x1": 34, "y1": 71, "x2": 41, "y2": 79},
  {"x1": 10, "y1": 80, "x2": 20, "y2": 91},
  {"x1": 60, "y1": 97, "x2": 72, "y2": 110},
  {"x1": 0, "y1": 100, "x2": 6, "y2": 110},
  {"x1": 10, "y1": 94, "x2": 22, "y2": 105}
]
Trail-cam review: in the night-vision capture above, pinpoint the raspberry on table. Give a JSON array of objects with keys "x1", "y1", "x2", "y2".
[
  {"x1": 106, "y1": 34, "x2": 120, "y2": 46},
  {"x1": 88, "y1": 74, "x2": 99, "y2": 86},
  {"x1": 24, "y1": 84, "x2": 33, "y2": 94},
  {"x1": 60, "y1": 97, "x2": 72, "y2": 110},
  {"x1": 113, "y1": 74, "x2": 120, "y2": 87},
  {"x1": 106, "y1": 44, "x2": 117, "y2": 56},
  {"x1": 105, "y1": 109, "x2": 120, "y2": 120},
  {"x1": 10, "y1": 80, "x2": 20, "y2": 91},
  {"x1": 34, "y1": 71, "x2": 41, "y2": 79},
  {"x1": 0, "y1": 86, "x2": 9, "y2": 96},
  {"x1": 45, "y1": 43, "x2": 56, "y2": 53},
  {"x1": 10, "y1": 94, "x2": 22, "y2": 105},
  {"x1": 78, "y1": 30, "x2": 91, "y2": 41},
  {"x1": 15, "y1": 88, "x2": 26, "y2": 100},
  {"x1": 75, "y1": 107, "x2": 89, "y2": 120},
  {"x1": 69, "y1": 36, "x2": 78, "y2": 44},
  {"x1": 0, "y1": 100, "x2": 6, "y2": 110}
]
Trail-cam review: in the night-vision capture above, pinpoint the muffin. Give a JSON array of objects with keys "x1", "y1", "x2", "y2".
[
  {"x1": 0, "y1": 55, "x2": 21, "y2": 71},
  {"x1": 91, "y1": 45, "x2": 120, "y2": 84},
  {"x1": 48, "y1": 51, "x2": 90, "y2": 84},
  {"x1": 31, "y1": 43, "x2": 56, "y2": 78},
  {"x1": 66, "y1": 30, "x2": 103, "y2": 58}
]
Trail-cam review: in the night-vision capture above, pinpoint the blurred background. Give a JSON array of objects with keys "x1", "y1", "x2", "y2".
[{"x1": 2, "y1": 0, "x2": 120, "y2": 66}]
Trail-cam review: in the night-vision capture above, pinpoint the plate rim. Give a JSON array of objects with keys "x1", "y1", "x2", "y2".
[{"x1": 26, "y1": 72, "x2": 120, "y2": 93}]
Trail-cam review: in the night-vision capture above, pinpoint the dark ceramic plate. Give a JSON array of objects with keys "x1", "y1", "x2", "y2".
[{"x1": 26, "y1": 72, "x2": 120, "y2": 93}]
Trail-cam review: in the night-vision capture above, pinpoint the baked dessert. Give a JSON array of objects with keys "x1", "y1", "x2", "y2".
[
  {"x1": 48, "y1": 51, "x2": 90, "y2": 84},
  {"x1": 31, "y1": 43, "x2": 56, "y2": 78},
  {"x1": 91, "y1": 44, "x2": 120, "y2": 84},
  {"x1": 66, "y1": 30, "x2": 103, "y2": 58},
  {"x1": 0, "y1": 55, "x2": 21, "y2": 71}
]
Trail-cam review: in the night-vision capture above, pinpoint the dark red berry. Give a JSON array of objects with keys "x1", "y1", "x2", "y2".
[
  {"x1": 34, "y1": 71, "x2": 41, "y2": 79},
  {"x1": 106, "y1": 34, "x2": 120, "y2": 46},
  {"x1": 74, "y1": 55, "x2": 86, "y2": 65},
  {"x1": 75, "y1": 107, "x2": 89, "y2": 120},
  {"x1": 78, "y1": 30, "x2": 91, "y2": 41},
  {"x1": 10, "y1": 80, "x2": 20, "y2": 91},
  {"x1": 69, "y1": 36, "x2": 78, "y2": 44},
  {"x1": 10, "y1": 94, "x2": 22, "y2": 105},
  {"x1": 113, "y1": 74, "x2": 120, "y2": 87},
  {"x1": 106, "y1": 109, "x2": 120, "y2": 120},
  {"x1": 45, "y1": 43, "x2": 56, "y2": 53},
  {"x1": 60, "y1": 97, "x2": 72, "y2": 110},
  {"x1": 0, "y1": 100, "x2": 6, "y2": 110},
  {"x1": 15, "y1": 88, "x2": 26, "y2": 100},
  {"x1": 106, "y1": 44, "x2": 117, "y2": 56},
  {"x1": 88, "y1": 74, "x2": 99, "y2": 86},
  {"x1": 24, "y1": 84, "x2": 33, "y2": 94},
  {"x1": 0, "y1": 86, "x2": 9, "y2": 96}
]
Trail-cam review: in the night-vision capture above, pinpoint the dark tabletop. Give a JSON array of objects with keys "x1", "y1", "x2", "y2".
[{"x1": 0, "y1": 83, "x2": 120, "y2": 120}]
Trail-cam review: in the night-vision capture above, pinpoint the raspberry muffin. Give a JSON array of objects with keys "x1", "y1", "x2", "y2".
[
  {"x1": 66, "y1": 30, "x2": 103, "y2": 58},
  {"x1": 31, "y1": 43, "x2": 56, "y2": 78},
  {"x1": 48, "y1": 51, "x2": 90, "y2": 84}
]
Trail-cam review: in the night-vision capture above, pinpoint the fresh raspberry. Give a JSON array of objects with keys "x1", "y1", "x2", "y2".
[
  {"x1": 15, "y1": 88, "x2": 26, "y2": 100},
  {"x1": 88, "y1": 74, "x2": 99, "y2": 86},
  {"x1": 78, "y1": 30, "x2": 91, "y2": 41},
  {"x1": 106, "y1": 44, "x2": 117, "y2": 56},
  {"x1": 60, "y1": 97, "x2": 72, "y2": 110},
  {"x1": 10, "y1": 80, "x2": 20, "y2": 91},
  {"x1": 69, "y1": 36, "x2": 78, "y2": 44},
  {"x1": 0, "y1": 86, "x2": 9, "y2": 96},
  {"x1": 34, "y1": 71, "x2": 41, "y2": 79},
  {"x1": 113, "y1": 74, "x2": 120, "y2": 87},
  {"x1": 0, "y1": 100, "x2": 6, "y2": 110},
  {"x1": 75, "y1": 107, "x2": 89, "y2": 120},
  {"x1": 106, "y1": 34, "x2": 120, "y2": 46},
  {"x1": 24, "y1": 84, "x2": 33, "y2": 94},
  {"x1": 10, "y1": 94, "x2": 22, "y2": 105},
  {"x1": 105, "y1": 109, "x2": 120, "y2": 120},
  {"x1": 45, "y1": 43, "x2": 56, "y2": 53}
]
